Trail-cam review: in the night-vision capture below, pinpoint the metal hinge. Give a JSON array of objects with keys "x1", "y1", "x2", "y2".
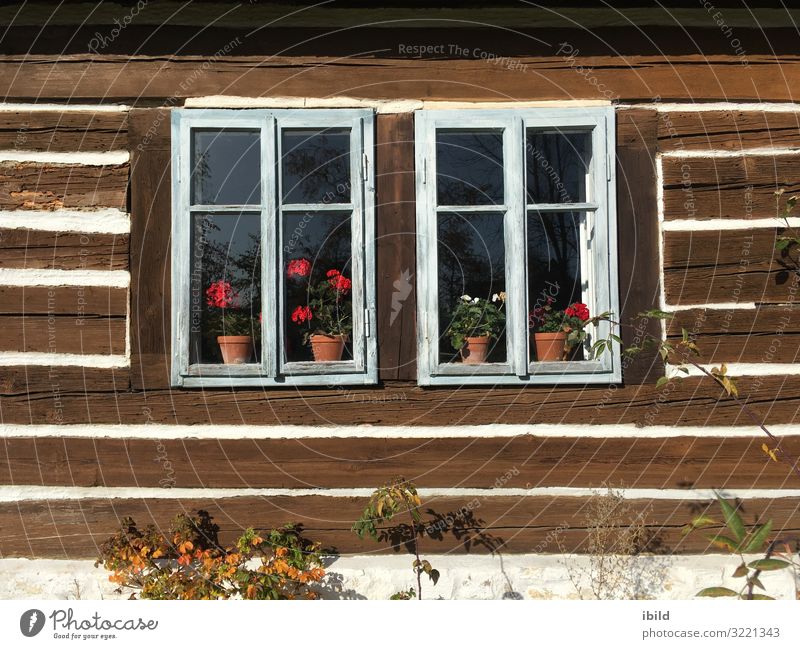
[
  {"x1": 607, "y1": 153, "x2": 612, "y2": 182},
  {"x1": 422, "y1": 158, "x2": 427, "y2": 184},
  {"x1": 362, "y1": 153, "x2": 369, "y2": 183},
  {"x1": 365, "y1": 309, "x2": 371, "y2": 337}
]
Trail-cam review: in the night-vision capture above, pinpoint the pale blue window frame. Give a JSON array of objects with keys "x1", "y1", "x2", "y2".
[
  {"x1": 170, "y1": 108, "x2": 377, "y2": 387},
  {"x1": 415, "y1": 107, "x2": 621, "y2": 386}
]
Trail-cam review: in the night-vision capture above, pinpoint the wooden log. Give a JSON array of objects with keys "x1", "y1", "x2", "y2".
[
  {"x1": 376, "y1": 113, "x2": 417, "y2": 381},
  {"x1": 662, "y1": 155, "x2": 800, "y2": 220},
  {"x1": 128, "y1": 109, "x2": 172, "y2": 391},
  {"x1": 663, "y1": 229, "x2": 799, "y2": 304},
  {"x1": 668, "y1": 307, "x2": 800, "y2": 363},
  {"x1": 0, "y1": 315, "x2": 125, "y2": 354},
  {"x1": 0, "y1": 286, "x2": 128, "y2": 316},
  {"x1": 0, "y1": 162, "x2": 128, "y2": 211},
  {"x1": 1, "y1": 434, "x2": 797, "y2": 490},
  {"x1": 0, "y1": 367, "x2": 129, "y2": 395},
  {"x1": 615, "y1": 109, "x2": 662, "y2": 383},
  {"x1": 658, "y1": 110, "x2": 800, "y2": 152},
  {"x1": 2, "y1": 494, "x2": 797, "y2": 558},
  {"x1": 0, "y1": 111, "x2": 128, "y2": 152},
  {"x1": 0, "y1": 230, "x2": 129, "y2": 271},
  {"x1": 0, "y1": 375, "x2": 798, "y2": 426},
  {"x1": 1, "y1": 55, "x2": 800, "y2": 102}
]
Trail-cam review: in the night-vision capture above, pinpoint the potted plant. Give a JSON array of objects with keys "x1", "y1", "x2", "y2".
[
  {"x1": 529, "y1": 299, "x2": 594, "y2": 361},
  {"x1": 288, "y1": 258, "x2": 353, "y2": 362},
  {"x1": 205, "y1": 280, "x2": 258, "y2": 364},
  {"x1": 446, "y1": 292, "x2": 506, "y2": 364}
]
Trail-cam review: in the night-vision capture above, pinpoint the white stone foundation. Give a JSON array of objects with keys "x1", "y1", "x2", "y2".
[{"x1": 0, "y1": 554, "x2": 796, "y2": 600}]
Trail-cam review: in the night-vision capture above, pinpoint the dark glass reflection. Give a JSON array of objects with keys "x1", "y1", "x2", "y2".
[
  {"x1": 281, "y1": 129, "x2": 351, "y2": 204},
  {"x1": 437, "y1": 212, "x2": 506, "y2": 363},
  {"x1": 526, "y1": 131, "x2": 590, "y2": 204},
  {"x1": 436, "y1": 130, "x2": 504, "y2": 206},
  {"x1": 191, "y1": 130, "x2": 260, "y2": 205},
  {"x1": 190, "y1": 212, "x2": 261, "y2": 364},
  {"x1": 282, "y1": 211, "x2": 353, "y2": 363},
  {"x1": 528, "y1": 211, "x2": 583, "y2": 362}
]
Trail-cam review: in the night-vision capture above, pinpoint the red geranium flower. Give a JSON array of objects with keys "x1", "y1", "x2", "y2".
[
  {"x1": 328, "y1": 272, "x2": 352, "y2": 294},
  {"x1": 291, "y1": 305, "x2": 313, "y2": 324},
  {"x1": 205, "y1": 280, "x2": 238, "y2": 309},
  {"x1": 287, "y1": 258, "x2": 311, "y2": 278},
  {"x1": 565, "y1": 302, "x2": 590, "y2": 321}
]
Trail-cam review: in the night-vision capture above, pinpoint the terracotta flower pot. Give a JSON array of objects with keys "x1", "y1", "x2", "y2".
[
  {"x1": 533, "y1": 332, "x2": 568, "y2": 362},
  {"x1": 310, "y1": 334, "x2": 347, "y2": 362},
  {"x1": 217, "y1": 335, "x2": 254, "y2": 364},
  {"x1": 461, "y1": 335, "x2": 491, "y2": 364}
]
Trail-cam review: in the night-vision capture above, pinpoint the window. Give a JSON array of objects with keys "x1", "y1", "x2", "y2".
[
  {"x1": 170, "y1": 109, "x2": 376, "y2": 387},
  {"x1": 415, "y1": 107, "x2": 620, "y2": 385}
]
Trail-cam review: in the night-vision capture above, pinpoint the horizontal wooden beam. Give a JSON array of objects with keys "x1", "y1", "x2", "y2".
[
  {"x1": 0, "y1": 366, "x2": 129, "y2": 395},
  {"x1": 0, "y1": 315, "x2": 125, "y2": 355},
  {"x1": 0, "y1": 111, "x2": 128, "y2": 153},
  {"x1": 2, "y1": 494, "x2": 797, "y2": 558},
  {"x1": 0, "y1": 376, "x2": 799, "y2": 425},
  {"x1": 0, "y1": 286, "x2": 128, "y2": 316},
  {"x1": 0, "y1": 162, "x2": 128, "y2": 211},
  {"x1": 0, "y1": 230, "x2": 129, "y2": 271},
  {"x1": 1, "y1": 55, "x2": 800, "y2": 102},
  {"x1": 1, "y1": 435, "x2": 797, "y2": 490},
  {"x1": 662, "y1": 155, "x2": 800, "y2": 221}
]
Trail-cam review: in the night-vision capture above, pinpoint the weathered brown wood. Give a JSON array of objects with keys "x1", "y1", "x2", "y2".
[
  {"x1": 668, "y1": 307, "x2": 800, "y2": 363},
  {"x1": 615, "y1": 109, "x2": 662, "y2": 384},
  {"x1": 2, "y1": 495, "x2": 797, "y2": 558},
  {"x1": 0, "y1": 376, "x2": 799, "y2": 425},
  {"x1": 2, "y1": 435, "x2": 798, "y2": 490},
  {"x1": 0, "y1": 367, "x2": 129, "y2": 396},
  {"x1": 0, "y1": 111, "x2": 128, "y2": 152},
  {"x1": 2, "y1": 55, "x2": 800, "y2": 102},
  {"x1": 128, "y1": 109, "x2": 172, "y2": 391},
  {"x1": 0, "y1": 315, "x2": 125, "y2": 354},
  {"x1": 658, "y1": 110, "x2": 800, "y2": 152},
  {"x1": 376, "y1": 113, "x2": 416, "y2": 381},
  {"x1": 0, "y1": 230, "x2": 129, "y2": 270},
  {"x1": 662, "y1": 155, "x2": 800, "y2": 220},
  {"x1": 0, "y1": 162, "x2": 128, "y2": 211},
  {"x1": 0, "y1": 286, "x2": 127, "y2": 316},
  {"x1": 663, "y1": 229, "x2": 798, "y2": 304}
]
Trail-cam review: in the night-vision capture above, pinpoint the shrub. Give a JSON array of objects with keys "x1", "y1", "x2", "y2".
[{"x1": 95, "y1": 510, "x2": 325, "y2": 600}]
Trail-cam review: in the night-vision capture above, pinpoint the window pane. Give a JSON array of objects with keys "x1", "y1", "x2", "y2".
[
  {"x1": 437, "y1": 212, "x2": 506, "y2": 364},
  {"x1": 281, "y1": 128, "x2": 351, "y2": 204},
  {"x1": 526, "y1": 131, "x2": 590, "y2": 204},
  {"x1": 283, "y1": 211, "x2": 353, "y2": 363},
  {"x1": 191, "y1": 130, "x2": 260, "y2": 205},
  {"x1": 527, "y1": 211, "x2": 584, "y2": 362},
  {"x1": 436, "y1": 130, "x2": 504, "y2": 206},
  {"x1": 190, "y1": 212, "x2": 261, "y2": 365}
]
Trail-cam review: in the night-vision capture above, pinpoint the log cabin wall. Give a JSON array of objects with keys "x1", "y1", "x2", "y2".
[{"x1": 1, "y1": 2, "x2": 800, "y2": 567}]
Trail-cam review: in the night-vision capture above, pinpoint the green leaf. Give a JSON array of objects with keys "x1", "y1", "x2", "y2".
[
  {"x1": 697, "y1": 587, "x2": 738, "y2": 598},
  {"x1": 718, "y1": 497, "x2": 746, "y2": 544},
  {"x1": 706, "y1": 534, "x2": 740, "y2": 553},
  {"x1": 732, "y1": 564, "x2": 748, "y2": 578},
  {"x1": 747, "y1": 559, "x2": 790, "y2": 572},
  {"x1": 750, "y1": 594, "x2": 775, "y2": 600},
  {"x1": 656, "y1": 376, "x2": 670, "y2": 389},
  {"x1": 776, "y1": 238, "x2": 793, "y2": 252},
  {"x1": 428, "y1": 569, "x2": 440, "y2": 585},
  {"x1": 744, "y1": 521, "x2": 773, "y2": 553}
]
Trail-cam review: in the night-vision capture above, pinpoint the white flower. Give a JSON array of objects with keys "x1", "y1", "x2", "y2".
[
  {"x1": 492, "y1": 293, "x2": 499, "y2": 302},
  {"x1": 472, "y1": 298, "x2": 480, "y2": 304},
  {"x1": 460, "y1": 294, "x2": 472, "y2": 302}
]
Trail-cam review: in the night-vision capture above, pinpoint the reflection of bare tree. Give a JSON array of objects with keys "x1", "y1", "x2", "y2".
[
  {"x1": 528, "y1": 212, "x2": 581, "y2": 309},
  {"x1": 437, "y1": 131, "x2": 504, "y2": 205},
  {"x1": 282, "y1": 129, "x2": 350, "y2": 203},
  {"x1": 526, "y1": 131, "x2": 589, "y2": 204}
]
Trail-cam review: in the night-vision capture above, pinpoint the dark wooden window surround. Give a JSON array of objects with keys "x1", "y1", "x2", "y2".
[{"x1": 129, "y1": 107, "x2": 660, "y2": 392}]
